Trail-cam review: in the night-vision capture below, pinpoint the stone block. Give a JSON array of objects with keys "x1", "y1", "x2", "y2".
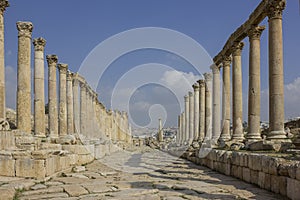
[
  {"x1": 258, "y1": 172, "x2": 271, "y2": 190},
  {"x1": 261, "y1": 155, "x2": 271, "y2": 173},
  {"x1": 0, "y1": 154, "x2": 15, "y2": 176},
  {"x1": 231, "y1": 152, "x2": 240, "y2": 166},
  {"x1": 237, "y1": 166, "x2": 243, "y2": 180},
  {"x1": 242, "y1": 167, "x2": 251, "y2": 183},
  {"x1": 68, "y1": 154, "x2": 77, "y2": 165},
  {"x1": 62, "y1": 144, "x2": 94, "y2": 155},
  {"x1": 240, "y1": 153, "x2": 248, "y2": 167},
  {"x1": 288, "y1": 163, "x2": 299, "y2": 179},
  {"x1": 296, "y1": 166, "x2": 300, "y2": 181},
  {"x1": 16, "y1": 158, "x2": 46, "y2": 179},
  {"x1": 225, "y1": 163, "x2": 231, "y2": 176},
  {"x1": 223, "y1": 151, "x2": 232, "y2": 163},
  {"x1": 77, "y1": 154, "x2": 94, "y2": 165},
  {"x1": 248, "y1": 154, "x2": 262, "y2": 171},
  {"x1": 45, "y1": 156, "x2": 55, "y2": 176},
  {"x1": 287, "y1": 178, "x2": 300, "y2": 200},
  {"x1": 250, "y1": 170, "x2": 259, "y2": 185},
  {"x1": 268, "y1": 157, "x2": 282, "y2": 175},
  {"x1": 53, "y1": 155, "x2": 61, "y2": 172},
  {"x1": 0, "y1": 131, "x2": 15, "y2": 150},
  {"x1": 31, "y1": 150, "x2": 50, "y2": 159}
]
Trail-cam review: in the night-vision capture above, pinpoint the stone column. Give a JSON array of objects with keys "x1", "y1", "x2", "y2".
[
  {"x1": 58, "y1": 63, "x2": 68, "y2": 136},
  {"x1": 181, "y1": 112, "x2": 185, "y2": 144},
  {"x1": 211, "y1": 64, "x2": 221, "y2": 143},
  {"x1": 47, "y1": 55, "x2": 58, "y2": 138},
  {"x1": 0, "y1": 1, "x2": 9, "y2": 120},
  {"x1": 220, "y1": 57, "x2": 231, "y2": 142},
  {"x1": 267, "y1": 0, "x2": 288, "y2": 141},
  {"x1": 184, "y1": 95, "x2": 189, "y2": 144},
  {"x1": 204, "y1": 73, "x2": 212, "y2": 141},
  {"x1": 198, "y1": 79, "x2": 205, "y2": 142},
  {"x1": 177, "y1": 114, "x2": 181, "y2": 144},
  {"x1": 33, "y1": 37, "x2": 46, "y2": 137},
  {"x1": 231, "y1": 42, "x2": 245, "y2": 142},
  {"x1": 188, "y1": 91, "x2": 194, "y2": 143},
  {"x1": 80, "y1": 82, "x2": 87, "y2": 134},
  {"x1": 16, "y1": 21, "x2": 33, "y2": 133},
  {"x1": 247, "y1": 26, "x2": 265, "y2": 141},
  {"x1": 158, "y1": 118, "x2": 163, "y2": 142},
  {"x1": 72, "y1": 77, "x2": 79, "y2": 133},
  {"x1": 193, "y1": 83, "x2": 200, "y2": 142},
  {"x1": 67, "y1": 71, "x2": 74, "y2": 134}
]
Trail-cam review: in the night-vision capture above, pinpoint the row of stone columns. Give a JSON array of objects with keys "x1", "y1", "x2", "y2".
[{"x1": 177, "y1": 0, "x2": 289, "y2": 146}]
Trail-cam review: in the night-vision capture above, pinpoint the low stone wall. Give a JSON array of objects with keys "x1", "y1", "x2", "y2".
[{"x1": 171, "y1": 149, "x2": 300, "y2": 200}]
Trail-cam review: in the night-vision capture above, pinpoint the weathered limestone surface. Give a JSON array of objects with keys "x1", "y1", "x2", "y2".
[
  {"x1": 204, "y1": 73, "x2": 212, "y2": 142},
  {"x1": 188, "y1": 91, "x2": 194, "y2": 143},
  {"x1": 158, "y1": 118, "x2": 163, "y2": 142},
  {"x1": 66, "y1": 71, "x2": 74, "y2": 134},
  {"x1": 193, "y1": 83, "x2": 199, "y2": 142},
  {"x1": 184, "y1": 95, "x2": 189, "y2": 144},
  {"x1": 80, "y1": 82, "x2": 87, "y2": 134},
  {"x1": 16, "y1": 21, "x2": 33, "y2": 133},
  {"x1": 198, "y1": 79, "x2": 205, "y2": 142},
  {"x1": 72, "y1": 76, "x2": 79, "y2": 133},
  {"x1": 47, "y1": 55, "x2": 58, "y2": 138},
  {"x1": 58, "y1": 63, "x2": 68, "y2": 136},
  {"x1": 211, "y1": 64, "x2": 221, "y2": 143},
  {"x1": 33, "y1": 37, "x2": 46, "y2": 137}
]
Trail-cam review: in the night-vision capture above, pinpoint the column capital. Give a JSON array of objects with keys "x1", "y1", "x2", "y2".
[
  {"x1": 210, "y1": 64, "x2": 220, "y2": 74},
  {"x1": 192, "y1": 82, "x2": 199, "y2": 91},
  {"x1": 66, "y1": 71, "x2": 73, "y2": 81},
  {"x1": 231, "y1": 41, "x2": 244, "y2": 56},
  {"x1": 0, "y1": 0, "x2": 9, "y2": 14},
  {"x1": 57, "y1": 63, "x2": 68, "y2": 73},
  {"x1": 204, "y1": 73, "x2": 212, "y2": 82},
  {"x1": 247, "y1": 25, "x2": 265, "y2": 40},
  {"x1": 222, "y1": 56, "x2": 231, "y2": 67},
  {"x1": 79, "y1": 81, "x2": 86, "y2": 89},
  {"x1": 197, "y1": 79, "x2": 205, "y2": 86},
  {"x1": 188, "y1": 91, "x2": 193, "y2": 97},
  {"x1": 184, "y1": 95, "x2": 189, "y2": 102},
  {"x1": 266, "y1": 0, "x2": 286, "y2": 20},
  {"x1": 46, "y1": 55, "x2": 58, "y2": 66},
  {"x1": 16, "y1": 21, "x2": 33, "y2": 39},
  {"x1": 73, "y1": 78, "x2": 79, "y2": 86},
  {"x1": 33, "y1": 37, "x2": 46, "y2": 52}
]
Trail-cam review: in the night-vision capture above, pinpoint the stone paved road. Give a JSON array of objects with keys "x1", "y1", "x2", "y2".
[{"x1": 2, "y1": 147, "x2": 287, "y2": 200}]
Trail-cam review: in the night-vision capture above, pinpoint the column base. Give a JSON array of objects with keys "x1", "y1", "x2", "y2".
[
  {"x1": 246, "y1": 133, "x2": 262, "y2": 141},
  {"x1": 267, "y1": 130, "x2": 288, "y2": 140},
  {"x1": 231, "y1": 136, "x2": 245, "y2": 142}
]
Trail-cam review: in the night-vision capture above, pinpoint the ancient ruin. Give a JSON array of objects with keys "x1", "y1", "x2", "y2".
[{"x1": 0, "y1": 0, "x2": 299, "y2": 199}]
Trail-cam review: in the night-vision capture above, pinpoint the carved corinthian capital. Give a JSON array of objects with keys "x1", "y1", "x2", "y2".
[
  {"x1": 267, "y1": 0, "x2": 286, "y2": 19},
  {"x1": 231, "y1": 42, "x2": 244, "y2": 57},
  {"x1": 197, "y1": 79, "x2": 205, "y2": 87},
  {"x1": 16, "y1": 21, "x2": 33, "y2": 38},
  {"x1": 247, "y1": 25, "x2": 265, "y2": 40},
  {"x1": 222, "y1": 56, "x2": 231, "y2": 67},
  {"x1": 33, "y1": 37, "x2": 46, "y2": 52},
  {"x1": 46, "y1": 55, "x2": 58, "y2": 66},
  {"x1": 0, "y1": 0, "x2": 9, "y2": 14},
  {"x1": 57, "y1": 63, "x2": 68, "y2": 73}
]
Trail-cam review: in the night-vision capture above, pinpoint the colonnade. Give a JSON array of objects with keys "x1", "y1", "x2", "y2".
[
  {"x1": 177, "y1": 0, "x2": 291, "y2": 147},
  {"x1": 0, "y1": 0, "x2": 132, "y2": 145}
]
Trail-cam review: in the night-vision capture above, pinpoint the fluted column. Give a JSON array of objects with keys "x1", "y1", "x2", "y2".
[
  {"x1": 267, "y1": 0, "x2": 288, "y2": 141},
  {"x1": 198, "y1": 79, "x2": 205, "y2": 142},
  {"x1": 231, "y1": 42, "x2": 245, "y2": 142},
  {"x1": 0, "y1": 1, "x2": 9, "y2": 120},
  {"x1": 16, "y1": 21, "x2": 33, "y2": 133},
  {"x1": 80, "y1": 82, "x2": 87, "y2": 134},
  {"x1": 72, "y1": 77, "x2": 79, "y2": 133},
  {"x1": 33, "y1": 37, "x2": 46, "y2": 137},
  {"x1": 67, "y1": 71, "x2": 74, "y2": 134},
  {"x1": 211, "y1": 64, "x2": 221, "y2": 143},
  {"x1": 47, "y1": 55, "x2": 58, "y2": 138},
  {"x1": 188, "y1": 91, "x2": 194, "y2": 143},
  {"x1": 247, "y1": 25, "x2": 265, "y2": 141},
  {"x1": 220, "y1": 57, "x2": 231, "y2": 142},
  {"x1": 193, "y1": 83, "x2": 200, "y2": 142},
  {"x1": 58, "y1": 63, "x2": 68, "y2": 136},
  {"x1": 184, "y1": 95, "x2": 189, "y2": 144},
  {"x1": 204, "y1": 73, "x2": 212, "y2": 141}
]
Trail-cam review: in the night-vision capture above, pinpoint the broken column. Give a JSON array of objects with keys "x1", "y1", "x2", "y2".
[
  {"x1": 16, "y1": 21, "x2": 33, "y2": 133},
  {"x1": 33, "y1": 37, "x2": 46, "y2": 137}
]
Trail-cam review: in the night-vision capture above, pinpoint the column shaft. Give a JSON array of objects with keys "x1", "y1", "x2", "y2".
[
  {"x1": 204, "y1": 73, "x2": 212, "y2": 141},
  {"x1": 16, "y1": 21, "x2": 33, "y2": 133},
  {"x1": 47, "y1": 55, "x2": 58, "y2": 138},
  {"x1": 267, "y1": 1, "x2": 287, "y2": 140},
  {"x1": 72, "y1": 78, "x2": 79, "y2": 133},
  {"x1": 184, "y1": 95, "x2": 189, "y2": 144},
  {"x1": 189, "y1": 91, "x2": 194, "y2": 143},
  {"x1": 67, "y1": 71, "x2": 74, "y2": 134},
  {"x1": 0, "y1": 1, "x2": 9, "y2": 119},
  {"x1": 198, "y1": 80, "x2": 205, "y2": 142},
  {"x1": 232, "y1": 42, "x2": 244, "y2": 141},
  {"x1": 80, "y1": 83, "x2": 87, "y2": 134},
  {"x1": 220, "y1": 57, "x2": 231, "y2": 141},
  {"x1": 247, "y1": 26, "x2": 265, "y2": 141},
  {"x1": 211, "y1": 65, "x2": 221, "y2": 142},
  {"x1": 193, "y1": 83, "x2": 200, "y2": 142},
  {"x1": 33, "y1": 38, "x2": 46, "y2": 136},
  {"x1": 58, "y1": 63, "x2": 68, "y2": 136}
]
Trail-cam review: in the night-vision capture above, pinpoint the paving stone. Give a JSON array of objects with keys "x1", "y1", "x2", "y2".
[
  {"x1": 30, "y1": 183, "x2": 47, "y2": 190},
  {"x1": 63, "y1": 185, "x2": 89, "y2": 197},
  {"x1": 19, "y1": 192, "x2": 69, "y2": 200}
]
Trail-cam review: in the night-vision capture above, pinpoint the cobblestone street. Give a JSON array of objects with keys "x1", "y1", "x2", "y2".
[{"x1": 0, "y1": 147, "x2": 286, "y2": 200}]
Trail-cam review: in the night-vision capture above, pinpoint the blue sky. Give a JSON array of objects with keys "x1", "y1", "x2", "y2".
[{"x1": 3, "y1": 0, "x2": 300, "y2": 127}]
